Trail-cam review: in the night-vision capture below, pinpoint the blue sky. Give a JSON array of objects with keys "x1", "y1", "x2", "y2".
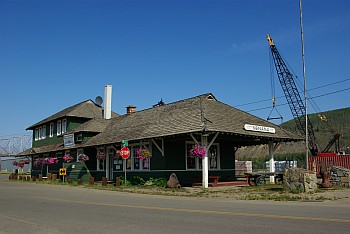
[{"x1": 1, "y1": 0, "x2": 349, "y2": 137}]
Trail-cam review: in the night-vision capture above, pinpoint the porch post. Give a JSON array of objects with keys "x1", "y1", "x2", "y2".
[
  {"x1": 201, "y1": 134, "x2": 209, "y2": 188},
  {"x1": 268, "y1": 141, "x2": 275, "y2": 184}
]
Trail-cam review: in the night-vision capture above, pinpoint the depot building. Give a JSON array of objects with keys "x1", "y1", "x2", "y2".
[{"x1": 21, "y1": 86, "x2": 302, "y2": 187}]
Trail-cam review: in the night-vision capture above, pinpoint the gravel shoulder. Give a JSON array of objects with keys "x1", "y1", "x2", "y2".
[
  {"x1": 2, "y1": 173, "x2": 349, "y2": 204},
  {"x1": 110, "y1": 184, "x2": 350, "y2": 204}
]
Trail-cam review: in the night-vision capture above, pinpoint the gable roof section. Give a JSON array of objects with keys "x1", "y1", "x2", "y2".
[
  {"x1": 66, "y1": 118, "x2": 112, "y2": 134},
  {"x1": 26, "y1": 100, "x2": 118, "y2": 130},
  {"x1": 84, "y1": 93, "x2": 302, "y2": 147}
]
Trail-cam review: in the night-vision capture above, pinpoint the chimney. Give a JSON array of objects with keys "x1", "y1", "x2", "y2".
[
  {"x1": 104, "y1": 85, "x2": 112, "y2": 119},
  {"x1": 126, "y1": 105, "x2": 136, "y2": 114}
]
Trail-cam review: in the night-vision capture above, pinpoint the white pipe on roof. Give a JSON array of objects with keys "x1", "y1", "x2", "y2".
[{"x1": 104, "y1": 85, "x2": 112, "y2": 120}]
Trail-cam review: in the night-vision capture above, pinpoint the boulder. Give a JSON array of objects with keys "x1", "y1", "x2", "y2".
[
  {"x1": 283, "y1": 168, "x2": 317, "y2": 193},
  {"x1": 166, "y1": 173, "x2": 181, "y2": 188}
]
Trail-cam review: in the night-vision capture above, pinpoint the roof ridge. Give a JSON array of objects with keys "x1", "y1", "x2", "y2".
[
  {"x1": 26, "y1": 99, "x2": 100, "y2": 130},
  {"x1": 122, "y1": 93, "x2": 216, "y2": 115}
]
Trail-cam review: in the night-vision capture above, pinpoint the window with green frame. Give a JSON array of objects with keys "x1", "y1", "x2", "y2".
[
  {"x1": 126, "y1": 144, "x2": 150, "y2": 171},
  {"x1": 186, "y1": 142, "x2": 220, "y2": 170}
]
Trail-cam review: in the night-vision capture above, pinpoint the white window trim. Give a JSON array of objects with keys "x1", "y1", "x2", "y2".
[
  {"x1": 76, "y1": 133, "x2": 83, "y2": 142},
  {"x1": 126, "y1": 143, "x2": 151, "y2": 171},
  {"x1": 96, "y1": 147, "x2": 105, "y2": 171},
  {"x1": 185, "y1": 141, "x2": 220, "y2": 170},
  {"x1": 35, "y1": 128, "x2": 39, "y2": 141},
  {"x1": 57, "y1": 120, "x2": 62, "y2": 136},
  {"x1": 38, "y1": 127, "x2": 42, "y2": 140},
  {"x1": 77, "y1": 148, "x2": 84, "y2": 162},
  {"x1": 49, "y1": 123, "x2": 54, "y2": 137},
  {"x1": 62, "y1": 119, "x2": 67, "y2": 133},
  {"x1": 42, "y1": 125, "x2": 46, "y2": 139}
]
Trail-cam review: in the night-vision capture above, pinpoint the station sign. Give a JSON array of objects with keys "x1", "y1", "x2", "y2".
[{"x1": 244, "y1": 124, "x2": 275, "y2": 134}]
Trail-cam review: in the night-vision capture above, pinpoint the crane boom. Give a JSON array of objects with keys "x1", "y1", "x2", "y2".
[{"x1": 267, "y1": 35, "x2": 319, "y2": 156}]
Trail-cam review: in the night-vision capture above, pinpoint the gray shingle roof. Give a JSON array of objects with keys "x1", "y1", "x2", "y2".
[
  {"x1": 84, "y1": 93, "x2": 302, "y2": 147},
  {"x1": 26, "y1": 100, "x2": 118, "y2": 130},
  {"x1": 66, "y1": 118, "x2": 111, "y2": 134}
]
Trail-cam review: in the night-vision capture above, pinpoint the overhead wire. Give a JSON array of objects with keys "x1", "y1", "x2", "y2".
[
  {"x1": 245, "y1": 86, "x2": 350, "y2": 113},
  {"x1": 234, "y1": 78, "x2": 350, "y2": 108}
]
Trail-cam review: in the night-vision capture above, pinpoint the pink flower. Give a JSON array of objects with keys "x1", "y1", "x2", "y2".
[
  {"x1": 136, "y1": 148, "x2": 151, "y2": 160},
  {"x1": 190, "y1": 144, "x2": 206, "y2": 158},
  {"x1": 63, "y1": 154, "x2": 74, "y2": 163}
]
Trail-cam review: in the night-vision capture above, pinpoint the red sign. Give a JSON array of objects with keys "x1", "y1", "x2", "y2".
[{"x1": 120, "y1": 146, "x2": 130, "y2": 159}]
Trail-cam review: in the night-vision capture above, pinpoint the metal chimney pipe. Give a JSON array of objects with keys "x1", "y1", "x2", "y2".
[{"x1": 104, "y1": 85, "x2": 112, "y2": 119}]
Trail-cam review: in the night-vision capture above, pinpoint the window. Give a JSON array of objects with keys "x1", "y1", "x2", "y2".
[
  {"x1": 57, "y1": 152, "x2": 64, "y2": 161},
  {"x1": 42, "y1": 126, "x2": 46, "y2": 139},
  {"x1": 77, "y1": 148, "x2": 84, "y2": 161},
  {"x1": 49, "y1": 123, "x2": 54, "y2": 137},
  {"x1": 57, "y1": 120, "x2": 62, "y2": 136},
  {"x1": 126, "y1": 144, "x2": 151, "y2": 171},
  {"x1": 62, "y1": 119, "x2": 67, "y2": 133},
  {"x1": 96, "y1": 147, "x2": 105, "y2": 171},
  {"x1": 208, "y1": 145, "x2": 219, "y2": 169},
  {"x1": 76, "y1": 133, "x2": 83, "y2": 142},
  {"x1": 35, "y1": 128, "x2": 39, "y2": 141},
  {"x1": 186, "y1": 142, "x2": 220, "y2": 170},
  {"x1": 38, "y1": 127, "x2": 42, "y2": 140}
]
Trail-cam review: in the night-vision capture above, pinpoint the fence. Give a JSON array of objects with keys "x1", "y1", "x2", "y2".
[{"x1": 308, "y1": 152, "x2": 350, "y2": 174}]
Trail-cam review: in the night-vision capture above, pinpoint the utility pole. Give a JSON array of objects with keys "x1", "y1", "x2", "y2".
[{"x1": 300, "y1": 0, "x2": 309, "y2": 170}]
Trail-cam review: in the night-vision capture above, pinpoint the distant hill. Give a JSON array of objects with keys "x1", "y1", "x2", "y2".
[
  {"x1": 280, "y1": 107, "x2": 350, "y2": 153},
  {"x1": 236, "y1": 107, "x2": 350, "y2": 162}
]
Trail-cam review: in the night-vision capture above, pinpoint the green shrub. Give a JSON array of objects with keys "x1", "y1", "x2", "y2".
[{"x1": 144, "y1": 177, "x2": 167, "y2": 187}]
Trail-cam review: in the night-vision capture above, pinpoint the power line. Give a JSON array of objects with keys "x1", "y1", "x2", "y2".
[
  {"x1": 234, "y1": 78, "x2": 350, "y2": 108},
  {"x1": 246, "y1": 87, "x2": 350, "y2": 113},
  {"x1": 308, "y1": 78, "x2": 350, "y2": 91}
]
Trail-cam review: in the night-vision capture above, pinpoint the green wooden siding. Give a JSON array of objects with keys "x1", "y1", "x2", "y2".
[
  {"x1": 30, "y1": 134, "x2": 238, "y2": 186},
  {"x1": 32, "y1": 117, "x2": 89, "y2": 147}
]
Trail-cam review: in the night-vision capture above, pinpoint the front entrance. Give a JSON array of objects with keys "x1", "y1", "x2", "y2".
[{"x1": 106, "y1": 147, "x2": 115, "y2": 180}]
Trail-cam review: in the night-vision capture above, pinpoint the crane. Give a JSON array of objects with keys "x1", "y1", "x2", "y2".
[{"x1": 266, "y1": 34, "x2": 319, "y2": 156}]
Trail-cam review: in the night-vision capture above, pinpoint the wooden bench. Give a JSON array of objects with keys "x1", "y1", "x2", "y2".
[{"x1": 194, "y1": 176, "x2": 221, "y2": 187}]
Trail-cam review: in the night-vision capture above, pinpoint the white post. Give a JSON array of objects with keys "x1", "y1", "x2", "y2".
[
  {"x1": 104, "y1": 85, "x2": 112, "y2": 120},
  {"x1": 269, "y1": 141, "x2": 275, "y2": 183},
  {"x1": 201, "y1": 135, "x2": 209, "y2": 188}
]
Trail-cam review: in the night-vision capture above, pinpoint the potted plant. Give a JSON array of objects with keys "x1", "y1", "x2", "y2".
[
  {"x1": 63, "y1": 154, "x2": 74, "y2": 163},
  {"x1": 136, "y1": 148, "x2": 151, "y2": 160},
  {"x1": 115, "y1": 150, "x2": 121, "y2": 159},
  {"x1": 78, "y1": 154, "x2": 89, "y2": 162},
  {"x1": 190, "y1": 144, "x2": 206, "y2": 158}
]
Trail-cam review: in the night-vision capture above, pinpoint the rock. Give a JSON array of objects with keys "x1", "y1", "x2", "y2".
[
  {"x1": 329, "y1": 166, "x2": 350, "y2": 187},
  {"x1": 283, "y1": 168, "x2": 317, "y2": 193},
  {"x1": 166, "y1": 173, "x2": 181, "y2": 188}
]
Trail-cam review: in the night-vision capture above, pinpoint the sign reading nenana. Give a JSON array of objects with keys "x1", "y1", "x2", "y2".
[{"x1": 244, "y1": 124, "x2": 275, "y2": 134}]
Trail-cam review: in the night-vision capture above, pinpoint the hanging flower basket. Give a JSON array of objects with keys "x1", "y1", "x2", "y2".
[
  {"x1": 12, "y1": 160, "x2": 25, "y2": 168},
  {"x1": 78, "y1": 154, "x2": 89, "y2": 162},
  {"x1": 33, "y1": 157, "x2": 58, "y2": 166},
  {"x1": 63, "y1": 154, "x2": 74, "y2": 163},
  {"x1": 34, "y1": 158, "x2": 44, "y2": 167},
  {"x1": 115, "y1": 150, "x2": 121, "y2": 160},
  {"x1": 96, "y1": 152, "x2": 106, "y2": 160},
  {"x1": 136, "y1": 148, "x2": 151, "y2": 160},
  {"x1": 190, "y1": 144, "x2": 206, "y2": 158},
  {"x1": 43, "y1": 157, "x2": 58, "y2": 166}
]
